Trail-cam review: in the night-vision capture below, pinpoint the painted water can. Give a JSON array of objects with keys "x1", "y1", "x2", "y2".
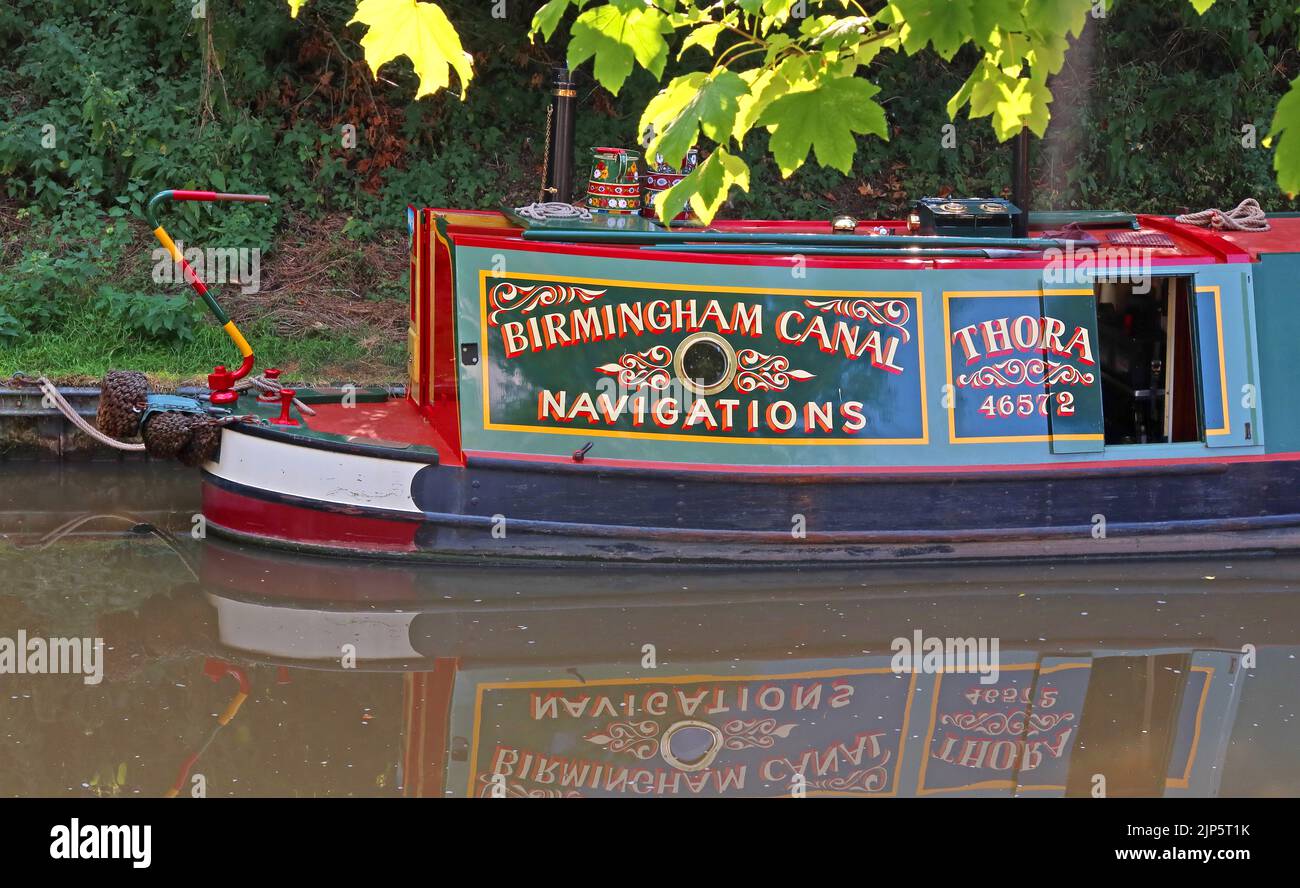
[
  {"x1": 641, "y1": 149, "x2": 700, "y2": 222},
  {"x1": 586, "y1": 147, "x2": 641, "y2": 215}
]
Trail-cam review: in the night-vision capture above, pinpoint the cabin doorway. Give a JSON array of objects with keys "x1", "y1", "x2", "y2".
[{"x1": 1095, "y1": 276, "x2": 1200, "y2": 445}]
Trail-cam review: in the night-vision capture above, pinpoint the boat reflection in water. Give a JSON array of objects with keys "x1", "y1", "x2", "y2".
[
  {"x1": 1, "y1": 466, "x2": 1296, "y2": 798},
  {"x1": 198, "y1": 539, "x2": 1300, "y2": 798}
]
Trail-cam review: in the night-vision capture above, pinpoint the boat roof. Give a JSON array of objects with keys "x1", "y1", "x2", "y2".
[{"x1": 431, "y1": 208, "x2": 1300, "y2": 270}]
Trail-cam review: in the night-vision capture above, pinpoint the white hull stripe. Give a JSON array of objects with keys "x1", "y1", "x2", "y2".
[
  {"x1": 207, "y1": 594, "x2": 423, "y2": 661},
  {"x1": 208, "y1": 429, "x2": 424, "y2": 513}
]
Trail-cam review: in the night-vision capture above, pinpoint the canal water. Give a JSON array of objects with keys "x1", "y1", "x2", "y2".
[{"x1": 1, "y1": 462, "x2": 1297, "y2": 798}]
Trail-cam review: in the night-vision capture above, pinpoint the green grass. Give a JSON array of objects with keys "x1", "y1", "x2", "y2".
[{"x1": 0, "y1": 310, "x2": 406, "y2": 387}]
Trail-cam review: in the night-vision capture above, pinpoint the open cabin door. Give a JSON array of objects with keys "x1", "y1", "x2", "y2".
[
  {"x1": 1192, "y1": 283, "x2": 1251, "y2": 448},
  {"x1": 1042, "y1": 288, "x2": 1104, "y2": 454}
]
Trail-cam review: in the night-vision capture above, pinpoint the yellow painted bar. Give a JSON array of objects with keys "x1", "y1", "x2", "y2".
[
  {"x1": 222, "y1": 321, "x2": 253, "y2": 358},
  {"x1": 153, "y1": 225, "x2": 183, "y2": 262},
  {"x1": 218, "y1": 692, "x2": 248, "y2": 726}
]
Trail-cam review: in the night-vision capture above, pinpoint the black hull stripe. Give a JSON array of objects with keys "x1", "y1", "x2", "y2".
[
  {"x1": 463, "y1": 454, "x2": 1237, "y2": 485},
  {"x1": 202, "y1": 470, "x2": 1300, "y2": 545}
]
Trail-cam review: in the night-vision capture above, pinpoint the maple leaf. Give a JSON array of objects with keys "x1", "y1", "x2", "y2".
[
  {"x1": 348, "y1": 0, "x2": 473, "y2": 100},
  {"x1": 641, "y1": 70, "x2": 748, "y2": 170},
  {"x1": 657, "y1": 148, "x2": 750, "y2": 225},
  {"x1": 567, "y1": 1, "x2": 671, "y2": 96},
  {"x1": 758, "y1": 77, "x2": 888, "y2": 176}
]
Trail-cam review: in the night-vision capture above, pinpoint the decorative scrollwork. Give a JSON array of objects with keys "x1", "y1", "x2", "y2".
[
  {"x1": 733, "y1": 350, "x2": 815, "y2": 394},
  {"x1": 584, "y1": 719, "x2": 661, "y2": 759},
  {"x1": 805, "y1": 758, "x2": 893, "y2": 794},
  {"x1": 721, "y1": 718, "x2": 797, "y2": 750},
  {"x1": 487, "y1": 282, "x2": 606, "y2": 326},
  {"x1": 956, "y1": 358, "x2": 1095, "y2": 389},
  {"x1": 595, "y1": 345, "x2": 673, "y2": 390},
  {"x1": 803, "y1": 298, "x2": 912, "y2": 343},
  {"x1": 475, "y1": 773, "x2": 582, "y2": 798},
  {"x1": 939, "y1": 710, "x2": 1076, "y2": 737}
]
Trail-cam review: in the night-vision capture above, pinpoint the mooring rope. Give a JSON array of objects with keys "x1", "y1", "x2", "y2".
[
  {"x1": 515, "y1": 201, "x2": 592, "y2": 223},
  {"x1": 1175, "y1": 198, "x2": 1270, "y2": 231},
  {"x1": 30, "y1": 376, "x2": 147, "y2": 451},
  {"x1": 233, "y1": 373, "x2": 317, "y2": 415}
]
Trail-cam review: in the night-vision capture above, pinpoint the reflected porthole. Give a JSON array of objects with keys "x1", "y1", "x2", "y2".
[
  {"x1": 674, "y1": 332, "x2": 736, "y2": 396},
  {"x1": 660, "y1": 720, "x2": 724, "y2": 772}
]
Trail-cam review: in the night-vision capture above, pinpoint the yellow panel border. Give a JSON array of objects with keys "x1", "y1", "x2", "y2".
[
  {"x1": 942, "y1": 289, "x2": 1105, "y2": 445},
  {"x1": 477, "y1": 269, "x2": 929, "y2": 446},
  {"x1": 467, "y1": 667, "x2": 918, "y2": 799},
  {"x1": 1196, "y1": 286, "x2": 1231, "y2": 437},
  {"x1": 915, "y1": 661, "x2": 1092, "y2": 796},
  {"x1": 1165, "y1": 665, "x2": 1214, "y2": 790}
]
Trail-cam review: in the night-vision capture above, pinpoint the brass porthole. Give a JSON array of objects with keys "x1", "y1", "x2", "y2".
[
  {"x1": 674, "y1": 331, "x2": 736, "y2": 396},
  {"x1": 660, "y1": 720, "x2": 724, "y2": 772}
]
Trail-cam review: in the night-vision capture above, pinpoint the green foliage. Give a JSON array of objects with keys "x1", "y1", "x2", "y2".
[
  {"x1": 531, "y1": 0, "x2": 1300, "y2": 220},
  {"x1": 92, "y1": 286, "x2": 205, "y2": 343},
  {"x1": 1, "y1": 0, "x2": 1298, "y2": 380}
]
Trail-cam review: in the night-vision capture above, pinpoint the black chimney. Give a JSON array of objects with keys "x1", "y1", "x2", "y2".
[
  {"x1": 542, "y1": 67, "x2": 577, "y2": 203},
  {"x1": 1011, "y1": 128, "x2": 1031, "y2": 238}
]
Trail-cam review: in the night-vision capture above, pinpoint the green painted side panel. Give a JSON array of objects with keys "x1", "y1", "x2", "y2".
[
  {"x1": 452, "y1": 247, "x2": 1264, "y2": 468},
  {"x1": 1253, "y1": 253, "x2": 1300, "y2": 453},
  {"x1": 1043, "y1": 290, "x2": 1104, "y2": 453}
]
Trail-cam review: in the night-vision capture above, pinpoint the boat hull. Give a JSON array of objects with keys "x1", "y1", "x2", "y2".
[{"x1": 201, "y1": 426, "x2": 1300, "y2": 565}]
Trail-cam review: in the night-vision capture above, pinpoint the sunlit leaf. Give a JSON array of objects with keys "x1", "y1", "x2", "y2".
[
  {"x1": 349, "y1": 0, "x2": 474, "y2": 99},
  {"x1": 568, "y1": 1, "x2": 671, "y2": 96},
  {"x1": 758, "y1": 76, "x2": 888, "y2": 176},
  {"x1": 679, "y1": 21, "x2": 727, "y2": 57},
  {"x1": 641, "y1": 70, "x2": 747, "y2": 169},
  {"x1": 1265, "y1": 76, "x2": 1300, "y2": 197},
  {"x1": 894, "y1": 0, "x2": 976, "y2": 60},
  {"x1": 531, "y1": 0, "x2": 578, "y2": 41},
  {"x1": 658, "y1": 147, "x2": 750, "y2": 224},
  {"x1": 286, "y1": 0, "x2": 309, "y2": 18}
]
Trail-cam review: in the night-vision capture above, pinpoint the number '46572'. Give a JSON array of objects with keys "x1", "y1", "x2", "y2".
[{"x1": 979, "y1": 392, "x2": 1075, "y2": 419}]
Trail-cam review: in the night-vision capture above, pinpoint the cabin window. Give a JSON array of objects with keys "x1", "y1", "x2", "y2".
[{"x1": 1095, "y1": 276, "x2": 1201, "y2": 445}]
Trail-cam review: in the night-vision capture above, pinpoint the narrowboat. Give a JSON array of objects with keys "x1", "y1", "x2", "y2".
[{"x1": 123, "y1": 75, "x2": 1300, "y2": 565}]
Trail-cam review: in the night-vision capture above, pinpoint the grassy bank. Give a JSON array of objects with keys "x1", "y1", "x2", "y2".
[{"x1": 0, "y1": 200, "x2": 409, "y2": 387}]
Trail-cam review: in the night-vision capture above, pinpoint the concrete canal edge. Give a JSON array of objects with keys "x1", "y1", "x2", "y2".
[{"x1": 0, "y1": 384, "x2": 405, "y2": 460}]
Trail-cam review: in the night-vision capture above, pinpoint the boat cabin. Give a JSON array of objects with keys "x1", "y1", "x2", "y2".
[{"x1": 404, "y1": 209, "x2": 1300, "y2": 470}]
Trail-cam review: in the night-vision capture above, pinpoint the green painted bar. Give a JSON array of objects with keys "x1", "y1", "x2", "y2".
[{"x1": 1030, "y1": 210, "x2": 1140, "y2": 229}]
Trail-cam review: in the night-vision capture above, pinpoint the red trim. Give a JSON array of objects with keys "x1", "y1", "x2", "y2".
[
  {"x1": 403, "y1": 660, "x2": 457, "y2": 798},
  {"x1": 170, "y1": 189, "x2": 218, "y2": 201},
  {"x1": 418, "y1": 210, "x2": 433, "y2": 410},
  {"x1": 202, "y1": 483, "x2": 418, "y2": 551},
  {"x1": 429, "y1": 212, "x2": 464, "y2": 465},
  {"x1": 1140, "y1": 215, "x2": 1254, "y2": 263},
  {"x1": 463, "y1": 447, "x2": 1300, "y2": 477}
]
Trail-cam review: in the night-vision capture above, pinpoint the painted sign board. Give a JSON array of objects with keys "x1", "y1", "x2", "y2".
[
  {"x1": 478, "y1": 272, "x2": 929, "y2": 445},
  {"x1": 943, "y1": 289, "x2": 1103, "y2": 449},
  {"x1": 448, "y1": 649, "x2": 1240, "y2": 798},
  {"x1": 459, "y1": 661, "x2": 916, "y2": 798},
  {"x1": 915, "y1": 657, "x2": 1092, "y2": 796}
]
